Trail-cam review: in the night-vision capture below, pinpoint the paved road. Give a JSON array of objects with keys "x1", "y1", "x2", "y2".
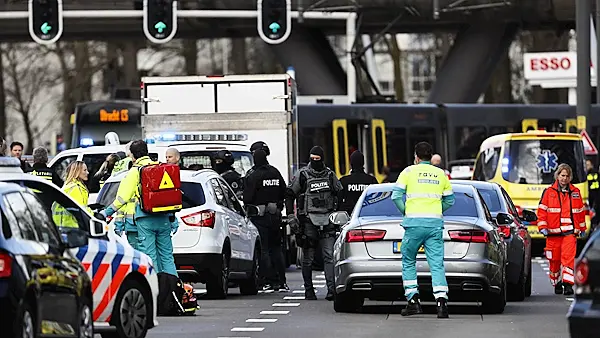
[{"x1": 139, "y1": 257, "x2": 571, "y2": 338}]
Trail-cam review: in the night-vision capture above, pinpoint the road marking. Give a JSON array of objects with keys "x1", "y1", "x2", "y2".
[
  {"x1": 260, "y1": 310, "x2": 290, "y2": 315},
  {"x1": 246, "y1": 318, "x2": 278, "y2": 323},
  {"x1": 566, "y1": 297, "x2": 574, "y2": 302},
  {"x1": 231, "y1": 328, "x2": 265, "y2": 332},
  {"x1": 293, "y1": 290, "x2": 305, "y2": 294},
  {"x1": 283, "y1": 296, "x2": 305, "y2": 300},
  {"x1": 546, "y1": 272, "x2": 550, "y2": 275},
  {"x1": 219, "y1": 337, "x2": 251, "y2": 338},
  {"x1": 543, "y1": 267, "x2": 549, "y2": 271},
  {"x1": 315, "y1": 275, "x2": 325, "y2": 279},
  {"x1": 314, "y1": 285, "x2": 325, "y2": 288},
  {"x1": 272, "y1": 303, "x2": 301, "y2": 307},
  {"x1": 194, "y1": 289, "x2": 206, "y2": 294},
  {"x1": 259, "y1": 289, "x2": 275, "y2": 294}
]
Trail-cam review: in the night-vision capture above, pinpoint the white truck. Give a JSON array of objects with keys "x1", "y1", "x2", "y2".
[{"x1": 140, "y1": 74, "x2": 300, "y2": 266}]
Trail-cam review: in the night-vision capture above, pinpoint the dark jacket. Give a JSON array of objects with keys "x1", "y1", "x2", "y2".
[{"x1": 339, "y1": 170, "x2": 379, "y2": 214}]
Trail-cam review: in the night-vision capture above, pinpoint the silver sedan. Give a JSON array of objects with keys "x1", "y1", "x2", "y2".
[{"x1": 331, "y1": 183, "x2": 508, "y2": 314}]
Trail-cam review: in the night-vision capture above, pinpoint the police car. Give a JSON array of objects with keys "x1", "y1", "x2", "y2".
[{"x1": 0, "y1": 158, "x2": 159, "y2": 338}]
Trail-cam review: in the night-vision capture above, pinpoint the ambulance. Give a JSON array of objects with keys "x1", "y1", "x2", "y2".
[{"x1": 472, "y1": 130, "x2": 590, "y2": 247}]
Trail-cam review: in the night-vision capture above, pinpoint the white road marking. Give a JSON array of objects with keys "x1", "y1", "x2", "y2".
[
  {"x1": 259, "y1": 289, "x2": 275, "y2": 294},
  {"x1": 293, "y1": 290, "x2": 305, "y2": 294},
  {"x1": 283, "y1": 296, "x2": 305, "y2": 300},
  {"x1": 246, "y1": 318, "x2": 278, "y2": 323},
  {"x1": 260, "y1": 310, "x2": 290, "y2": 315},
  {"x1": 194, "y1": 289, "x2": 206, "y2": 294},
  {"x1": 231, "y1": 328, "x2": 265, "y2": 332},
  {"x1": 543, "y1": 267, "x2": 550, "y2": 271},
  {"x1": 313, "y1": 280, "x2": 326, "y2": 284},
  {"x1": 546, "y1": 272, "x2": 550, "y2": 275},
  {"x1": 566, "y1": 297, "x2": 574, "y2": 302},
  {"x1": 315, "y1": 275, "x2": 325, "y2": 279},
  {"x1": 314, "y1": 285, "x2": 325, "y2": 288},
  {"x1": 272, "y1": 303, "x2": 301, "y2": 307}
]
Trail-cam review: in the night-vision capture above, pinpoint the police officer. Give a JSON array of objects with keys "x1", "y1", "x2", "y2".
[
  {"x1": 391, "y1": 142, "x2": 455, "y2": 318},
  {"x1": 214, "y1": 150, "x2": 243, "y2": 198},
  {"x1": 339, "y1": 150, "x2": 378, "y2": 214},
  {"x1": 244, "y1": 149, "x2": 289, "y2": 292},
  {"x1": 586, "y1": 160, "x2": 600, "y2": 230},
  {"x1": 26, "y1": 146, "x2": 62, "y2": 186},
  {"x1": 285, "y1": 146, "x2": 343, "y2": 301}
]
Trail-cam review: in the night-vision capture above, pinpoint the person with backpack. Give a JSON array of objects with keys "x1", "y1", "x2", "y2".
[{"x1": 100, "y1": 140, "x2": 179, "y2": 276}]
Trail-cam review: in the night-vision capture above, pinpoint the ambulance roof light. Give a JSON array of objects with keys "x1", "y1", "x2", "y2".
[
  {"x1": 80, "y1": 138, "x2": 94, "y2": 147},
  {"x1": 147, "y1": 133, "x2": 248, "y2": 143},
  {"x1": 105, "y1": 132, "x2": 120, "y2": 145},
  {"x1": 0, "y1": 157, "x2": 21, "y2": 167}
]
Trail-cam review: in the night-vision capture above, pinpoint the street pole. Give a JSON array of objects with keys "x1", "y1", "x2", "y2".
[
  {"x1": 596, "y1": 0, "x2": 600, "y2": 104},
  {"x1": 577, "y1": 0, "x2": 592, "y2": 132}
]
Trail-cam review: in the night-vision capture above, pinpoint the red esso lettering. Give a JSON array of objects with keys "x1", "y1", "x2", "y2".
[{"x1": 530, "y1": 57, "x2": 571, "y2": 71}]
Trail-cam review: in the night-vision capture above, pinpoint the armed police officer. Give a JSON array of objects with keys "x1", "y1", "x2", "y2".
[
  {"x1": 339, "y1": 150, "x2": 378, "y2": 214},
  {"x1": 214, "y1": 150, "x2": 243, "y2": 198},
  {"x1": 26, "y1": 147, "x2": 62, "y2": 186},
  {"x1": 286, "y1": 146, "x2": 343, "y2": 301},
  {"x1": 244, "y1": 149, "x2": 289, "y2": 292},
  {"x1": 392, "y1": 142, "x2": 455, "y2": 319}
]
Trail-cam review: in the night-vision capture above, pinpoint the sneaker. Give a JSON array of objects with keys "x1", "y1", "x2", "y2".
[
  {"x1": 305, "y1": 288, "x2": 317, "y2": 300},
  {"x1": 262, "y1": 284, "x2": 274, "y2": 292},
  {"x1": 554, "y1": 282, "x2": 563, "y2": 295},
  {"x1": 278, "y1": 284, "x2": 290, "y2": 292},
  {"x1": 436, "y1": 298, "x2": 449, "y2": 319},
  {"x1": 563, "y1": 283, "x2": 574, "y2": 295},
  {"x1": 401, "y1": 294, "x2": 423, "y2": 316}
]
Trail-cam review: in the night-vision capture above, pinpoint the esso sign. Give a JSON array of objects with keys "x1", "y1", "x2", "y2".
[
  {"x1": 530, "y1": 56, "x2": 571, "y2": 71},
  {"x1": 523, "y1": 52, "x2": 581, "y2": 81}
]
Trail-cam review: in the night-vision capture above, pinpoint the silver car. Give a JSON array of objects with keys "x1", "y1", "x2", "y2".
[{"x1": 332, "y1": 183, "x2": 508, "y2": 314}]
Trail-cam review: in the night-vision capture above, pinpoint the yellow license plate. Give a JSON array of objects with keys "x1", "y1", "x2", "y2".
[{"x1": 392, "y1": 242, "x2": 425, "y2": 253}]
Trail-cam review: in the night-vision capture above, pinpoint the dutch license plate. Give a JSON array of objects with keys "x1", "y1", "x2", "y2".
[{"x1": 392, "y1": 241, "x2": 425, "y2": 253}]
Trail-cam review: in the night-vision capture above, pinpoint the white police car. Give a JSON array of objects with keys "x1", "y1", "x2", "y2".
[{"x1": 0, "y1": 157, "x2": 159, "y2": 338}]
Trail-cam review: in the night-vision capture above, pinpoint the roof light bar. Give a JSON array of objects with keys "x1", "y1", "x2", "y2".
[{"x1": 146, "y1": 133, "x2": 248, "y2": 143}]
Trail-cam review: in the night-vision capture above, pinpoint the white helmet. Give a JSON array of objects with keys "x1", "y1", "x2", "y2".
[
  {"x1": 125, "y1": 141, "x2": 133, "y2": 156},
  {"x1": 104, "y1": 132, "x2": 120, "y2": 145}
]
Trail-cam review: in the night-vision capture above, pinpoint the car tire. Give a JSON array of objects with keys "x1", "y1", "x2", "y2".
[
  {"x1": 78, "y1": 298, "x2": 94, "y2": 338},
  {"x1": 206, "y1": 249, "x2": 230, "y2": 299},
  {"x1": 507, "y1": 260, "x2": 526, "y2": 302},
  {"x1": 524, "y1": 260, "x2": 532, "y2": 297},
  {"x1": 239, "y1": 246, "x2": 260, "y2": 295},
  {"x1": 333, "y1": 290, "x2": 364, "y2": 313},
  {"x1": 16, "y1": 300, "x2": 38, "y2": 338},
  {"x1": 482, "y1": 274, "x2": 507, "y2": 314},
  {"x1": 102, "y1": 279, "x2": 151, "y2": 338}
]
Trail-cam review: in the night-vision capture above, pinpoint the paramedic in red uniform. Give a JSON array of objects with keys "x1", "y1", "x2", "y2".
[{"x1": 536, "y1": 163, "x2": 586, "y2": 296}]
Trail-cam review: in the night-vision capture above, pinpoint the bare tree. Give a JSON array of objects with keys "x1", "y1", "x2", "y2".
[{"x1": 384, "y1": 34, "x2": 405, "y2": 101}]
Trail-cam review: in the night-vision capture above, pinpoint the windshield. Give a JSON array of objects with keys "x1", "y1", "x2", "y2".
[
  {"x1": 502, "y1": 139, "x2": 586, "y2": 184},
  {"x1": 180, "y1": 151, "x2": 253, "y2": 176},
  {"x1": 97, "y1": 181, "x2": 205, "y2": 209},
  {"x1": 358, "y1": 191, "x2": 479, "y2": 218},
  {"x1": 477, "y1": 188, "x2": 502, "y2": 213}
]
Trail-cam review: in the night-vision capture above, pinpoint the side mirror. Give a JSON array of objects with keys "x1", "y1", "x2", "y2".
[
  {"x1": 245, "y1": 205, "x2": 260, "y2": 217},
  {"x1": 329, "y1": 211, "x2": 350, "y2": 226},
  {"x1": 88, "y1": 203, "x2": 105, "y2": 212},
  {"x1": 63, "y1": 228, "x2": 89, "y2": 248},
  {"x1": 495, "y1": 212, "x2": 514, "y2": 225},
  {"x1": 521, "y1": 209, "x2": 537, "y2": 222},
  {"x1": 89, "y1": 218, "x2": 108, "y2": 237}
]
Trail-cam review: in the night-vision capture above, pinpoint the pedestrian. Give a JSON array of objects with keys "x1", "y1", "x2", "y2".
[
  {"x1": 166, "y1": 147, "x2": 186, "y2": 169},
  {"x1": 93, "y1": 153, "x2": 121, "y2": 189},
  {"x1": 586, "y1": 159, "x2": 600, "y2": 231},
  {"x1": 391, "y1": 142, "x2": 455, "y2": 318},
  {"x1": 100, "y1": 140, "x2": 178, "y2": 276},
  {"x1": 537, "y1": 163, "x2": 586, "y2": 296},
  {"x1": 111, "y1": 142, "x2": 133, "y2": 176},
  {"x1": 0, "y1": 137, "x2": 6, "y2": 156},
  {"x1": 214, "y1": 150, "x2": 243, "y2": 198},
  {"x1": 243, "y1": 149, "x2": 289, "y2": 292},
  {"x1": 285, "y1": 146, "x2": 343, "y2": 301},
  {"x1": 431, "y1": 154, "x2": 451, "y2": 179},
  {"x1": 339, "y1": 150, "x2": 378, "y2": 214},
  {"x1": 26, "y1": 146, "x2": 63, "y2": 187},
  {"x1": 10, "y1": 141, "x2": 31, "y2": 171},
  {"x1": 52, "y1": 161, "x2": 91, "y2": 228}
]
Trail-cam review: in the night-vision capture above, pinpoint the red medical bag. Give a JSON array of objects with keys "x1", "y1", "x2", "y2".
[{"x1": 139, "y1": 163, "x2": 183, "y2": 214}]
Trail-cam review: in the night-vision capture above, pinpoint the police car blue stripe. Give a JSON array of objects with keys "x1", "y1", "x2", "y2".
[
  {"x1": 111, "y1": 241, "x2": 125, "y2": 276},
  {"x1": 132, "y1": 248, "x2": 140, "y2": 273},
  {"x1": 92, "y1": 239, "x2": 108, "y2": 275},
  {"x1": 76, "y1": 245, "x2": 88, "y2": 261}
]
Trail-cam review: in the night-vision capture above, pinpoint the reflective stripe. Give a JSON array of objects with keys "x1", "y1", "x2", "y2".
[
  {"x1": 579, "y1": 222, "x2": 586, "y2": 228},
  {"x1": 433, "y1": 291, "x2": 448, "y2": 298},
  {"x1": 548, "y1": 228, "x2": 562, "y2": 233},
  {"x1": 432, "y1": 286, "x2": 449, "y2": 292},
  {"x1": 537, "y1": 221, "x2": 548, "y2": 226},
  {"x1": 560, "y1": 225, "x2": 574, "y2": 231},
  {"x1": 560, "y1": 218, "x2": 572, "y2": 224},
  {"x1": 404, "y1": 212, "x2": 443, "y2": 218},
  {"x1": 406, "y1": 193, "x2": 442, "y2": 199},
  {"x1": 404, "y1": 280, "x2": 418, "y2": 287},
  {"x1": 563, "y1": 273, "x2": 574, "y2": 283},
  {"x1": 405, "y1": 287, "x2": 418, "y2": 294},
  {"x1": 116, "y1": 196, "x2": 127, "y2": 204},
  {"x1": 442, "y1": 190, "x2": 453, "y2": 196},
  {"x1": 572, "y1": 208, "x2": 585, "y2": 213},
  {"x1": 563, "y1": 267, "x2": 574, "y2": 274},
  {"x1": 538, "y1": 204, "x2": 548, "y2": 210},
  {"x1": 547, "y1": 208, "x2": 561, "y2": 213}
]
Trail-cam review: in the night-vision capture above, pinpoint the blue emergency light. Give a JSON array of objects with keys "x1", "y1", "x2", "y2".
[{"x1": 80, "y1": 138, "x2": 94, "y2": 147}]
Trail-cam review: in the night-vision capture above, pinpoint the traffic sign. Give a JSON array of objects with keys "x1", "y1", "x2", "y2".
[{"x1": 581, "y1": 130, "x2": 598, "y2": 155}]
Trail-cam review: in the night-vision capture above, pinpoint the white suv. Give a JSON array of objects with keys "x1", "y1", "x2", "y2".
[{"x1": 97, "y1": 169, "x2": 261, "y2": 299}]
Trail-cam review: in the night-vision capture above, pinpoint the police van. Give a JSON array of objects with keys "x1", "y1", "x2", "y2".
[{"x1": 0, "y1": 158, "x2": 159, "y2": 338}]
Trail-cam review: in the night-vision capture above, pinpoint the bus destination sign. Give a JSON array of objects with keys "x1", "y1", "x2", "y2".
[{"x1": 100, "y1": 109, "x2": 129, "y2": 122}]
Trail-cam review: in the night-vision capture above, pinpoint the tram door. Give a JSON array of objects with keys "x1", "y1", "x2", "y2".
[{"x1": 332, "y1": 119, "x2": 388, "y2": 182}]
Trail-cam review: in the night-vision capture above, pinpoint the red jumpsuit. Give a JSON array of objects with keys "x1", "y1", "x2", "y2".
[{"x1": 536, "y1": 181, "x2": 586, "y2": 286}]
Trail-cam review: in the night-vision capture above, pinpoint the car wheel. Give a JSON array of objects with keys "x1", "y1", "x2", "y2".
[
  {"x1": 78, "y1": 299, "x2": 94, "y2": 338},
  {"x1": 507, "y1": 260, "x2": 526, "y2": 302},
  {"x1": 524, "y1": 260, "x2": 532, "y2": 297},
  {"x1": 239, "y1": 247, "x2": 260, "y2": 295},
  {"x1": 333, "y1": 290, "x2": 364, "y2": 313},
  {"x1": 482, "y1": 274, "x2": 507, "y2": 314},
  {"x1": 16, "y1": 301, "x2": 37, "y2": 338},
  {"x1": 206, "y1": 250, "x2": 230, "y2": 299},
  {"x1": 102, "y1": 279, "x2": 150, "y2": 338}
]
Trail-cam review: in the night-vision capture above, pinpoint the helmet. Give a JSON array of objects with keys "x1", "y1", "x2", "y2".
[
  {"x1": 104, "y1": 132, "x2": 120, "y2": 145},
  {"x1": 250, "y1": 141, "x2": 270, "y2": 156},
  {"x1": 214, "y1": 150, "x2": 234, "y2": 166}
]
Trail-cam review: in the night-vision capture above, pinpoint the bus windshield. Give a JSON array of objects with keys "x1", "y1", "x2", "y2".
[{"x1": 502, "y1": 139, "x2": 586, "y2": 185}]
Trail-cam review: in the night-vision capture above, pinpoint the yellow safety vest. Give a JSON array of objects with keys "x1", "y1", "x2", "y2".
[
  {"x1": 29, "y1": 169, "x2": 53, "y2": 182},
  {"x1": 52, "y1": 180, "x2": 91, "y2": 228},
  {"x1": 588, "y1": 173, "x2": 599, "y2": 190},
  {"x1": 396, "y1": 163, "x2": 453, "y2": 218}
]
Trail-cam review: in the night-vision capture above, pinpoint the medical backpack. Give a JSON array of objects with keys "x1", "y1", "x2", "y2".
[{"x1": 138, "y1": 163, "x2": 183, "y2": 214}]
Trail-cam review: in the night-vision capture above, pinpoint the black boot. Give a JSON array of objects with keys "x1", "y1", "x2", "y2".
[
  {"x1": 305, "y1": 288, "x2": 317, "y2": 300},
  {"x1": 325, "y1": 289, "x2": 334, "y2": 301},
  {"x1": 554, "y1": 282, "x2": 563, "y2": 295},
  {"x1": 401, "y1": 294, "x2": 423, "y2": 316},
  {"x1": 436, "y1": 298, "x2": 449, "y2": 319},
  {"x1": 563, "y1": 283, "x2": 574, "y2": 296}
]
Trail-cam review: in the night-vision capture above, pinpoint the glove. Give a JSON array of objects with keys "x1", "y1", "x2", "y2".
[
  {"x1": 287, "y1": 215, "x2": 300, "y2": 235},
  {"x1": 540, "y1": 228, "x2": 548, "y2": 236},
  {"x1": 171, "y1": 219, "x2": 179, "y2": 235}
]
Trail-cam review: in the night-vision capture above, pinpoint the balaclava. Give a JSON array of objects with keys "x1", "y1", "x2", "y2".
[
  {"x1": 253, "y1": 149, "x2": 268, "y2": 167},
  {"x1": 350, "y1": 150, "x2": 365, "y2": 172},
  {"x1": 310, "y1": 146, "x2": 325, "y2": 171}
]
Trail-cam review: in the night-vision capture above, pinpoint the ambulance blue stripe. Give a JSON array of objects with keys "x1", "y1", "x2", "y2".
[
  {"x1": 111, "y1": 241, "x2": 125, "y2": 276},
  {"x1": 132, "y1": 249, "x2": 140, "y2": 273},
  {"x1": 76, "y1": 245, "x2": 88, "y2": 261},
  {"x1": 92, "y1": 239, "x2": 108, "y2": 275}
]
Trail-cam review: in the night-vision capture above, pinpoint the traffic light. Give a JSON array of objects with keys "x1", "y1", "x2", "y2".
[
  {"x1": 143, "y1": 0, "x2": 178, "y2": 44},
  {"x1": 28, "y1": 0, "x2": 63, "y2": 45},
  {"x1": 565, "y1": 119, "x2": 578, "y2": 133},
  {"x1": 257, "y1": 0, "x2": 291, "y2": 45}
]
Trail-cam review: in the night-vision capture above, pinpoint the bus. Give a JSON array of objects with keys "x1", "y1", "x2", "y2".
[{"x1": 70, "y1": 100, "x2": 142, "y2": 148}]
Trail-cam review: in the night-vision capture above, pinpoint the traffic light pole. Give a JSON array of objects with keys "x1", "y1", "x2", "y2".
[{"x1": 577, "y1": 0, "x2": 592, "y2": 132}]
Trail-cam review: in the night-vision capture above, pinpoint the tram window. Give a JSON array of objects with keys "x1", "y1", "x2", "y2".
[
  {"x1": 409, "y1": 127, "x2": 436, "y2": 155},
  {"x1": 386, "y1": 128, "x2": 408, "y2": 172},
  {"x1": 455, "y1": 126, "x2": 486, "y2": 159}
]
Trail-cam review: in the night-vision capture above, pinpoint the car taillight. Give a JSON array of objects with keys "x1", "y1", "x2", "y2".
[
  {"x1": 497, "y1": 225, "x2": 511, "y2": 238},
  {"x1": 345, "y1": 229, "x2": 386, "y2": 242},
  {"x1": 182, "y1": 210, "x2": 215, "y2": 228},
  {"x1": 576, "y1": 258, "x2": 589, "y2": 285},
  {"x1": 448, "y1": 230, "x2": 489, "y2": 243},
  {"x1": 0, "y1": 252, "x2": 12, "y2": 278}
]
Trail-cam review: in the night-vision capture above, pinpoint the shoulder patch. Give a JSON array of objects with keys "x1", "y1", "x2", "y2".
[{"x1": 572, "y1": 192, "x2": 580, "y2": 198}]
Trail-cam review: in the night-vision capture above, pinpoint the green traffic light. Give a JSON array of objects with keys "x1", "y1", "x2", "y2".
[
  {"x1": 155, "y1": 21, "x2": 167, "y2": 33},
  {"x1": 40, "y1": 22, "x2": 52, "y2": 34},
  {"x1": 269, "y1": 22, "x2": 280, "y2": 33}
]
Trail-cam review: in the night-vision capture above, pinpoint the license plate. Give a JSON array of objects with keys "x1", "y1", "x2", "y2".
[{"x1": 392, "y1": 241, "x2": 425, "y2": 253}]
